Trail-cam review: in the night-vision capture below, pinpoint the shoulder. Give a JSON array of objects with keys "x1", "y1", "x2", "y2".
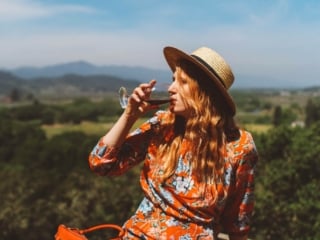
[
  {"x1": 153, "y1": 110, "x2": 172, "y2": 122},
  {"x1": 148, "y1": 110, "x2": 173, "y2": 127},
  {"x1": 130, "y1": 110, "x2": 172, "y2": 136},
  {"x1": 227, "y1": 129, "x2": 258, "y2": 166},
  {"x1": 232, "y1": 130, "x2": 256, "y2": 151}
]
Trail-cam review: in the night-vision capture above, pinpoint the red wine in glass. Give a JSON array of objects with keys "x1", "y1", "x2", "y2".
[{"x1": 119, "y1": 86, "x2": 170, "y2": 109}]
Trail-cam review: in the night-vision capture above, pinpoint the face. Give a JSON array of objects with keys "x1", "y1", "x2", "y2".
[{"x1": 168, "y1": 68, "x2": 192, "y2": 118}]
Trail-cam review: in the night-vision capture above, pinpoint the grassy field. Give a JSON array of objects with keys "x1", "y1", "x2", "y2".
[
  {"x1": 42, "y1": 118, "x2": 149, "y2": 138},
  {"x1": 42, "y1": 118, "x2": 271, "y2": 139},
  {"x1": 243, "y1": 123, "x2": 272, "y2": 133},
  {"x1": 41, "y1": 121, "x2": 112, "y2": 138}
]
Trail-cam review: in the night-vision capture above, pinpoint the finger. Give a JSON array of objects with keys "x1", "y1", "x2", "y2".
[
  {"x1": 130, "y1": 93, "x2": 141, "y2": 104},
  {"x1": 149, "y1": 79, "x2": 157, "y2": 87},
  {"x1": 138, "y1": 101, "x2": 150, "y2": 113},
  {"x1": 135, "y1": 83, "x2": 153, "y2": 99},
  {"x1": 142, "y1": 80, "x2": 157, "y2": 92},
  {"x1": 134, "y1": 87, "x2": 147, "y2": 100},
  {"x1": 130, "y1": 80, "x2": 157, "y2": 106}
]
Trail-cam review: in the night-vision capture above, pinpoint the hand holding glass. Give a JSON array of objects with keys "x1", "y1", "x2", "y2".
[{"x1": 119, "y1": 86, "x2": 170, "y2": 109}]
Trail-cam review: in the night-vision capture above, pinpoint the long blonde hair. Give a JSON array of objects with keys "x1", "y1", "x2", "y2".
[{"x1": 158, "y1": 60, "x2": 239, "y2": 196}]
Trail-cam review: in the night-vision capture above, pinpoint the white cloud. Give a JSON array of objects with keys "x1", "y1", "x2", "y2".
[
  {"x1": 248, "y1": 0, "x2": 290, "y2": 25},
  {"x1": 0, "y1": 0, "x2": 96, "y2": 21},
  {"x1": 0, "y1": 31, "x2": 167, "y2": 69},
  {"x1": 0, "y1": 0, "x2": 319, "y2": 86}
]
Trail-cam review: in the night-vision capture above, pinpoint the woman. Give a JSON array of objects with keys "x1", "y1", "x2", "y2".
[{"x1": 89, "y1": 46, "x2": 258, "y2": 240}]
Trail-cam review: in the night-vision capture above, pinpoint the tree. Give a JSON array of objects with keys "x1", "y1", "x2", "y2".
[
  {"x1": 8, "y1": 88, "x2": 21, "y2": 102},
  {"x1": 0, "y1": 126, "x2": 142, "y2": 240},
  {"x1": 252, "y1": 123, "x2": 320, "y2": 239},
  {"x1": 272, "y1": 105, "x2": 297, "y2": 127},
  {"x1": 305, "y1": 98, "x2": 320, "y2": 127},
  {"x1": 272, "y1": 105, "x2": 282, "y2": 126}
]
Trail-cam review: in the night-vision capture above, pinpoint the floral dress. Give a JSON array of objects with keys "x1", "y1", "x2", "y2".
[{"x1": 89, "y1": 110, "x2": 258, "y2": 240}]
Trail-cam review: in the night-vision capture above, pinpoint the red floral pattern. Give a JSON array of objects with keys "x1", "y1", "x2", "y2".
[{"x1": 89, "y1": 111, "x2": 258, "y2": 239}]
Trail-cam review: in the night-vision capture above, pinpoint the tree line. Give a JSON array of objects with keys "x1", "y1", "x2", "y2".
[{"x1": 0, "y1": 95, "x2": 320, "y2": 239}]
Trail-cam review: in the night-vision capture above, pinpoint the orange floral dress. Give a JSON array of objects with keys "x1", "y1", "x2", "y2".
[{"x1": 89, "y1": 110, "x2": 258, "y2": 239}]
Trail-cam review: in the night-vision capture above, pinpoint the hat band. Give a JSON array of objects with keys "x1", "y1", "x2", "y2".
[{"x1": 191, "y1": 54, "x2": 226, "y2": 88}]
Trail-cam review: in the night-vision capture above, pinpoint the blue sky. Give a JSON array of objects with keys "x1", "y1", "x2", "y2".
[{"x1": 0, "y1": 0, "x2": 320, "y2": 86}]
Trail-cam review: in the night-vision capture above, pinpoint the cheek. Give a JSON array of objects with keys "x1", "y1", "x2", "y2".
[
  {"x1": 182, "y1": 85, "x2": 192, "y2": 99},
  {"x1": 178, "y1": 93, "x2": 192, "y2": 111},
  {"x1": 182, "y1": 87, "x2": 197, "y2": 111}
]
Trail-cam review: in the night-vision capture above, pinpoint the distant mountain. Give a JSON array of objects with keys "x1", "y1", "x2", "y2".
[
  {"x1": 0, "y1": 71, "x2": 28, "y2": 94},
  {"x1": 4, "y1": 61, "x2": 319, "y2": 89},
  {"x1": 0, "y1": 70, "x2": 141, "y2": 98},
  {"x1": 233, "y1": 74, "x2": 288, "y2": 89},
  {"x1": 1, "y1": 68, "x2": 319, "y2": 102},
  {"x1": 11, "y1": 61, "x2": 171, "y2": 86}
]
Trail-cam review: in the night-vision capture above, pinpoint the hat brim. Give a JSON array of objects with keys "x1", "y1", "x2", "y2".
[{"x1": 163, "y1": 46, "x2": 236, "y2": 116}]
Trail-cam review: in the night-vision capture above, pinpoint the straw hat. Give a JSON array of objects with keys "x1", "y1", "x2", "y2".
[{"x1": 163, "y1": 46, "x2": 236, "y2": 116}]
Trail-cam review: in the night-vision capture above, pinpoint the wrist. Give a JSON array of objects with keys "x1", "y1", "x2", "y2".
[{"x1": 122, "y1": 109, "x2": 139, "y2": 124}]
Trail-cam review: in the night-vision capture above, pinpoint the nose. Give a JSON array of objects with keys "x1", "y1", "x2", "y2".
[{"x1": 168, "y1": 81, "x2": 176, "y2": 95}]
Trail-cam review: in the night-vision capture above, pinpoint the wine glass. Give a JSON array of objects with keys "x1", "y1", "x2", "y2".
[{"x1": 119, "y1": 86, "x2": 170, "y2": 109}]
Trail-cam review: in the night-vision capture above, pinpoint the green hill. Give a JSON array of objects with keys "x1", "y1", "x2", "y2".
[{"x1": 0, "y1": 71, "x2": 141, "y2": 99}]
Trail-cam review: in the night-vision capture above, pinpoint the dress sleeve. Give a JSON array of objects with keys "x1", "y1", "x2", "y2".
[
  {"x1": 88, "y1": 112, "x2": 163, "y2": 176},
  {"x1": 220, "y1": 131, "x2": 259, "y2": 236}
]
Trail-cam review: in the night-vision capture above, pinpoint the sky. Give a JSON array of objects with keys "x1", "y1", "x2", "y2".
[{"x1": 0, "y1": 0, "x2": 320, "y2": 87}]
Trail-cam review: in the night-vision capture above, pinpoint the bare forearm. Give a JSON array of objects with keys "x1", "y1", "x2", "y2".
[{"x1": 101, "y1": 111, "x2": 138, "y2": 147}]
